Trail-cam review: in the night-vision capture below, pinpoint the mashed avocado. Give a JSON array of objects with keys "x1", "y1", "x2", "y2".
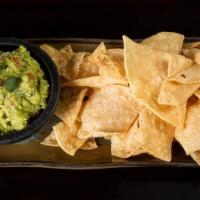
[{"x1": 0, "y1": 45, "x2": 49, "y2": 133}]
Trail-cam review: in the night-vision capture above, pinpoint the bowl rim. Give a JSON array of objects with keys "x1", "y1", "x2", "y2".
[{"x1": 0, "y1": 37, "x2": 60, "y2": 144}]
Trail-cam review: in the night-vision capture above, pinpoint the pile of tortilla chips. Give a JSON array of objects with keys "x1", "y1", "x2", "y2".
[{"x1": 40, "y1": 32, "x2": 200, "y2": 165}]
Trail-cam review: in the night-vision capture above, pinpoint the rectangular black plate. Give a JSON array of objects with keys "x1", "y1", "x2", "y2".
[{"x1": 0, "y1": 37, "x2": 198, "y2": 169}]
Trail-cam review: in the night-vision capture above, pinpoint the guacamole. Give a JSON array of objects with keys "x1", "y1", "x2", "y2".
[{"x1": 0, "y1": 45, "x2": 49, "y2": 133}]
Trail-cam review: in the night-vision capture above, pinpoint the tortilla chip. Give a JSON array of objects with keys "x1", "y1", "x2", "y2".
[
  {"x1": 175, "y1": 101, "x2": 200, "y2": 155},
  {"x1": 88, "y1": 42, "x2": 106, "y2": 62},
  {"x1": 158, "y1": 80, "x2": 200, "y2": 106},
  {"x1": 169, "y1": 64, "x2": 200, "y2": 84},
  {"x1": 77, "y1": 129, "x2": 119, "y2": 139},
  {"x1": 111, "y1": 119, "x2": 145, "y2": 158},
  {"x1": 61, "y1": 76, "x2": 128, "y2": 88},
  {"x1": 167, "y1": 56, "x2": 192, "y2": 79},
  {"x1": 182, "y1": 48, "x2": 200, "y2": 64},
  {"x1": 55, "y1": 88, "x2": 87, "y2": 127},
  {"x1": 107, "y1": 49, "x2": 126, "y2": 78},
  {"x1": 77, "y1": 43, "x2": 119, "y2": 79},
  {"x1": 183, "y1": 42, "x2": 200, "y2": 49},
  {"x1": 53, "y1": 122, "x2": 86, "y2": 156},
  {"x1": 80, "y1": 138, "x2": 98, "y2": 150},
  {"x1": 190, "y1": 151, "x2": 200, "y2": 165},
  {"x1": 80, "y1": 85, "x2": 142, "y2": 132},
  {"x1": 123, "y1": 35, "x2": 189, "y2": 127},
  {"x1": 142, "y1": 32, "x2": 184, "y2": 54},
  {"x1": 40, "y1": 44, "x2": 73, "y2": 79},
  {"x1": 98, "y1": 54, "x2": 123, "y2": 79},
  {"x1": 40, "y1": 131, "x2": 58, "y2": 147},
  {"x1": 65, "y1": 52, "x2": 86, "y2": 80},
  {"x1": 134, "y1": 108, "x2": 175, "y2": 162},
  {"x1": 88, "y1": 43, "x2": 123, "y2": 79},
  {"x1": 77, "y1": 53, "x2": 99, "y2": 78},
  {"x1": 60, "y1": 45, "x2": 73, "y2": 54},
  {"x1": 195, "y1": 89, "x2": 200, "y2": 99}
]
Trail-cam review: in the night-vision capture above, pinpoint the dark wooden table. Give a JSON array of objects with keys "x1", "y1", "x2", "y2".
[{"x1": 0, "y1": 0, "x2": 200, "y2": 199}]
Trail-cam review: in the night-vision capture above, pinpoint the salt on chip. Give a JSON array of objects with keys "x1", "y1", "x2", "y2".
[
  {"x1": 80, "y1": 138, "x2": 98, "y2": 150},
  {"x1": 65, "y1": 52, "x2": 86, "y2": 80},
  {"x1": 55, "y1": 88, "x2": 88, "y2": 127},
  {"x1": 53, "y1": 122, "x2": 86, "y2": 156},
  {"x1": 61, "y1": 76, "x2": 128, "y2": 88},
  {"x1": 182, "y1": 48, "x2": 200, "y2": 65},
  {"x1": 169, "y1": 64, "x2": 200, "y2": 84},
  {"x1": 111, "y1": 119, "x2": 145, "y2": 158},
  {"x1": 80, "y1": 85, "x2": 142, "y2": 132},
  {"x1": 40, "y1": 44, "x2": 73, "y2": 79},
  {"x1": 158, "y1": 80, "x2": 200, "y2": 106},
  {"x1": 175, "y1": 101, "x2": 200, "y2": 155},
  {"x1": 40, "y1": 131, "x2": 58, "y2": 147},
  {"x1": 134, "y1": 108, "x2": 175, "y2": 162},
  {"x1": 123, "y1": 35, "x2": 189, "y2": 127},
  {"x1": 142, "y1": 32, "x2": 184, "y2": 54}
]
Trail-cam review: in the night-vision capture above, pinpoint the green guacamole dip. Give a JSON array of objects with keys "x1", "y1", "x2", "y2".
[{"x1": 0, "y1": 45, "x2": 49, "y2": 133}]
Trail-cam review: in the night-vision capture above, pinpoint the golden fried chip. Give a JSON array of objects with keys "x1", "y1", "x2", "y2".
[
  {"x1": 111, "y1": 133, "x2": 133, "y2": 158},
  {"x1": 88, "y1": 42, "x2": 106, "y2": 62},
  {"x1": 77, "y1": 130, "x2": 119, "y2": 139},
  {"x1": 77, "y1": 53, "x2": 99, "y2": 78},
  {"x1": 53, "y1": 122, "x2": 86, "y2": 156},
  {"x1": 98, "y1": 54, "x2": 123, "y2": 79},
  {"x1": 142, "y1": 32, "x2": 184, "y2": 54},
  {"x1": 167, "y1": 57, "x2": 192, "y2": 79},
  {"x1": 60, "y1": 45, "x2": 73, "y2": 54},
  {"x1": 190, "y1": 151, "x2": 200, "y2": 165},
  {"x1": 80, "y1": 138, "x2": 98, "y2": 150},
  {"x1": 195, "y1": 89, "x2": 200, "y2": 99},
  {"x1": 158, "y1": 80, "x2": 200, "y2": 106},
  {"x1": 40, "y1": 44, "x2": 73, "y2": 79},
  {"x1": 80, "y1": 85, "x2": 142, "y2": 132},
  {"x1": 168, "y1": 64, "x2": 200, "y2": 84},
  {"x1": 88, "y1": 43, "x2": 123, "y2": 79},
  {"x1": 55, "y1": 88, "x2": 87, "y2": 127},
  {"x1": 77, "y1": 43, "x2": 109, "y2": 78},
  {"x1": 175, "y1": 101, "x2": 200, "y2": 155},
  {"x1": 65, "y1": 52, "x2": 86, "y2": 80},
  {"x1": 123, "y1": 35, "x2": 189, "y2": 127},
  {"x1": 134, "y1": 108, "x2": 175, "y2": 162},
  {"x1": 111, "y1": 119, "x2": 145, "y2": 158},
  {"x1": 40, "y1": 131, "x2": 58, "y2": 147},
  {"x1": 61, "y1": 76, "x2": 128, "y2": 88},
  {"x1": 182, "y1": 48, "x2": 200, "y2": 64},
  {"x1": 107, "y1": 49, "x2": 126, "y2": 78}
]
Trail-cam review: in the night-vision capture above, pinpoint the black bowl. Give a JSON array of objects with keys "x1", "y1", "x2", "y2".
[{"x1": 0, "y1": 38, "x2": 60, "y2": 144}]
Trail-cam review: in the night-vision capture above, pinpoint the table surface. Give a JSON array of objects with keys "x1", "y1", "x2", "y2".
[{"x1": 0, "y1": 0, "x2": 200, "y2": 199}]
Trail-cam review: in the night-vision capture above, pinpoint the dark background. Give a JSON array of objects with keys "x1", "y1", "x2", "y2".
[
  {"x1": 1, "y1": 0, "x2": 200, "y2": 199},
  {"x1": 1, "y1": 0, "x2": 200, "y2": 39}
]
